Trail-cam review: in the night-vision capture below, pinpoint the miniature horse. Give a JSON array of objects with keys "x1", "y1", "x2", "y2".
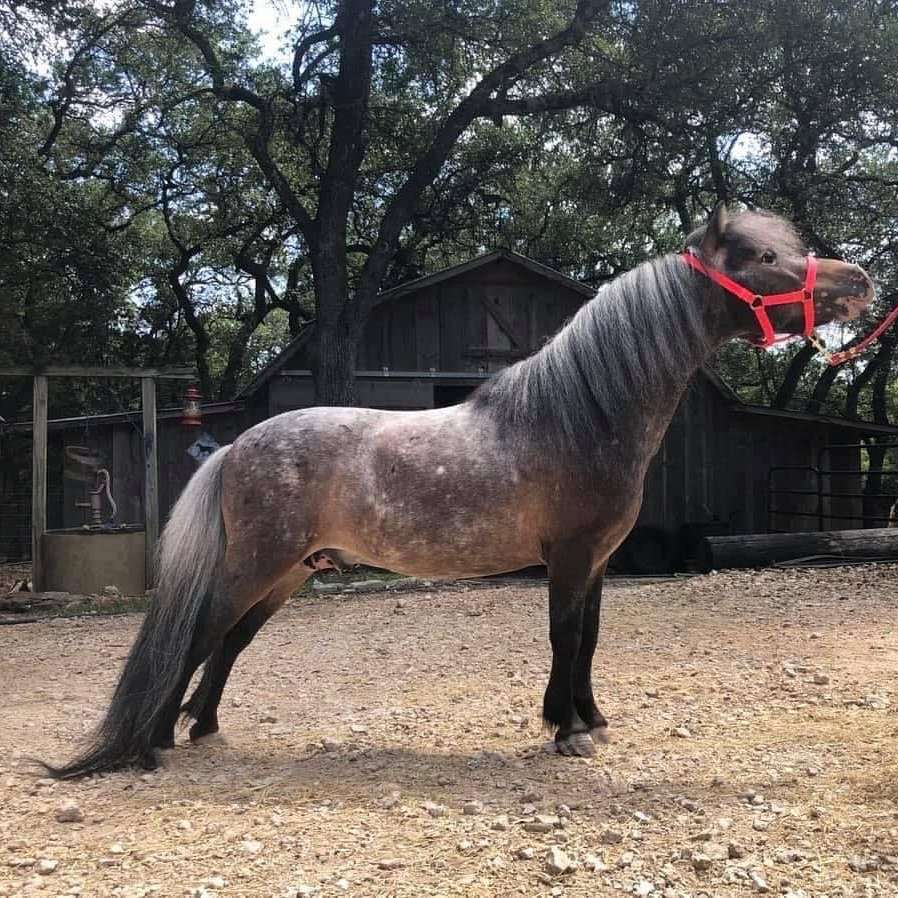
[{"x1": 47, "y1": 204, "x2": 873, "y2": 777}]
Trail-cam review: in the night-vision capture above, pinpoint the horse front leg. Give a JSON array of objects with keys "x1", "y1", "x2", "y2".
[
  {"x1": 572, "y1": 562, "x2": 609, "y2": 738},
  {"x1": 543, "y1": 540, "x2": 599, "y2": 757}
]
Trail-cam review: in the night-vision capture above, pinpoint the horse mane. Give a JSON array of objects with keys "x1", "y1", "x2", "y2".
[{"x1": 469, "y1": 254, "x2": 712, "y2": 459}]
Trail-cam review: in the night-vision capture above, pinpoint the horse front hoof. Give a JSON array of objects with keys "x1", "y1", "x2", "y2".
[
  {"x1": 592, "y1": 725, "x2": 611, "y2": 744},
  {"x1": 555, "y1": 730, "x2": 596, "y2": 758}
]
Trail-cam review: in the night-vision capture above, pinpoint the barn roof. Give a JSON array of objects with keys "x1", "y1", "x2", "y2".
[
  {"x1": 730, "y1": 405, "x2": 898, "y2": 434},
  {"x1": 377, "y1": 249, "x2": 597, "y2": 301},
  {"x1": 237, "y1": 250, "x2": 595, "y2": 400}
]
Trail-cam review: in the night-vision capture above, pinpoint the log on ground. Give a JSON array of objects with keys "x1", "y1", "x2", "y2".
[{"x1": 699, "y1": 527, "x2": 898, "y2": 572}]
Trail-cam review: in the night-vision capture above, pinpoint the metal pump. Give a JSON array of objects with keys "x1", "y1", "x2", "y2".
[{"x1": 74, "y1": 468, "x2": 118, "y2": 527}]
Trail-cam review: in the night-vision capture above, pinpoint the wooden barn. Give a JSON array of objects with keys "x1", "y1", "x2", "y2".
[{"x1": 3, "y1": 250, "x2": 896, "y2": 572}]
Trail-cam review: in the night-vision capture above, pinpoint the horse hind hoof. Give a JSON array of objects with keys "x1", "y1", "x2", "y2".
[
  {"x1": 556, "y1": 731, "x2": 596, "y2": 758},
  {"x1": 189, "y1": 721, "x2": 220, "y2": 742},
  {"x1": 139, "y1": 750, "x2": 160, "y2": 771}
]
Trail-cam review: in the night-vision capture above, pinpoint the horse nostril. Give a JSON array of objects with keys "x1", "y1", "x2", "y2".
[
  {"x1": 855, "y1": 266, "x2": 874, "y2": 288},
  {"x1": 847, "y1": 270, "x2": 874, "y2": 299}
]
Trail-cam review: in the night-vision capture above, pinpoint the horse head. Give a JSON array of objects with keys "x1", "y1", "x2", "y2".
[{"x1": 686, "y1": 203, "x2": 874, "y2": 344}]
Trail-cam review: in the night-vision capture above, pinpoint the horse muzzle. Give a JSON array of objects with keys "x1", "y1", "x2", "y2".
[{"x1": 816, "y1": 261, "x2": 875, "y2": 322}]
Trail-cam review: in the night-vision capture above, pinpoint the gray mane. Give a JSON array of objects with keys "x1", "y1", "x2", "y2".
[{"x1": 470, "y1": 254, "x2": 712, "y2": 458}]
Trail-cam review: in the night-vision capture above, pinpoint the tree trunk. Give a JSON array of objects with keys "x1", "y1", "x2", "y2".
[
  {"x1": 218, "y1": 318, "x2": 256, "y2": 400},
  {"x1": 871, "y1": 337, "x2": 895, "y2": 424},
  {"x1": 844, "y1": 350, "x2": 882, "y2": 419},
  {"x1": 168, "y1": 258, "x2": 213, "y2": 399},
  {"x1": 755, "y1": 349, "x2": 774, "y2": 404},
  {"x1": 284, "y1": 258, "x2": 307, "y2": 336},
  {"x1": 772, "y1": 341, "x2": 816, "y2": 408},
  {"x1": 805, "y1": 330, "x2": 869, "y2": 414},
  {"x1": 805, "y1": 363, "x2": 839, "y2": 415},
  {"x1": 312, "y1": 320, "x2": 358, "y2": 406}
]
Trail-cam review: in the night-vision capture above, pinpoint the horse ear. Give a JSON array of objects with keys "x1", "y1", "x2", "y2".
[{"x1": 700, "y1": 202, "x2": 729, "y2": 256}]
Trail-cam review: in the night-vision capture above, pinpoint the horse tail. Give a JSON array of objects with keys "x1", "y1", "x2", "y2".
[{"x1": 44, "y1": 445, "x2": 231, "y2": 779}]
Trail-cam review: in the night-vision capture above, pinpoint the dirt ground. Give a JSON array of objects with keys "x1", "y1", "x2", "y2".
[{"x1": 2, "y1": 565, "x2": 898, "y2": 898}]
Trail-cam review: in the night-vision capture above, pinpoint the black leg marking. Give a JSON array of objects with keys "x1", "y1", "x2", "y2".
[
  {"x1": 182, "y1": 594, "x2": 284, "y2": 741},
  {"x1": 543, "y1": 541, "x2": 597, "y2": 757},
  {"x1": 573, "y1": 564, "x2": 609, "y2": 733}
]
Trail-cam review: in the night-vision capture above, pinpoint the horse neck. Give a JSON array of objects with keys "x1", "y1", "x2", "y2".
[
  {"x1": 474, "y1": 255, "x2": 732, "y2": 470},
  {"x1": 561, "y1": 257, "x2": 740, "y2": 470}
]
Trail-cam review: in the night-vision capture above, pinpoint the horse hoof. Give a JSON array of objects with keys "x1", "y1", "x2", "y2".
[
  {"x1": 139, "y1": 751, "x2": 160, "y2": 771},
  {"x1": 189, "y1": 721, "x2": 220, "y2": 742},
  {"x1": 556, "y1": 731, "x2": 596, "y2": 758},
  {"x1": 592, "y1": 725, "x2": 611, "y2": 744}
]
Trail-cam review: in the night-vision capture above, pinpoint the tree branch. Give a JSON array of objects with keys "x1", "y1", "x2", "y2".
[
  {"x1": 152, "y1": 0, "x2": 318, "y2": 240},
  {"x1": 292, "y1": 23, "x2": 338, "y2": 92},
  {"x1": 352, "y1": 0, "x2": 610, "y2": 317},
  {"x1": 772, "y1": 341, "x2": 816, "y2": 408},
  {"x1": 39, "y1": 13, "x2": 130, "y2": 158}
]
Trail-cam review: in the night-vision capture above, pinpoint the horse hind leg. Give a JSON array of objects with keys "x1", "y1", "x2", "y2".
[
  {"x1": 182, "y1": 581, "x2": 297, "y2": 741},
  {"x1": 149, "y1": 540, "x2": 310, "y2": 753}
]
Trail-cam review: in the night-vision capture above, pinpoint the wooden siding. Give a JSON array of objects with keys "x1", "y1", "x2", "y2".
[
  {"x1": 353, "y1": 258, "x2": 585, "y2": 374},
  {"x1": 636, "y1": 377, "x2": 866, "y2": 537}
]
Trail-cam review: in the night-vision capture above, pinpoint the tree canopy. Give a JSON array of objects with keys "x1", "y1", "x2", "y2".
[{"x1": 2, "y1": 0, "x2": 898, "y2": 422}]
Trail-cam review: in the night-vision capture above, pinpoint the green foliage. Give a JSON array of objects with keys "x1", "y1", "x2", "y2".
[{"x1": 4, "y1": 0, "x2": 898, "y2": 418}]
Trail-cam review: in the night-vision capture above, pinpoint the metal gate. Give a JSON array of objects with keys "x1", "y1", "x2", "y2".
[{"x1": 768, "y1": 441, "x2": 898, "y2": 532}]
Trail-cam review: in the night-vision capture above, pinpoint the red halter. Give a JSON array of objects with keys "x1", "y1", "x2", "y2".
[{"x1": 681, "y1": 250, "x2": 817, "y2": 349}]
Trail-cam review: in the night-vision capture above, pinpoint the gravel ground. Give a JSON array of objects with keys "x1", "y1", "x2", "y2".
[{"x1": 2, "y1": 565, "x2": 898, "y2": 898}]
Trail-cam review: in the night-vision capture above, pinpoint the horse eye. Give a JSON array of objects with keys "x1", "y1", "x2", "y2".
[{"x1": 761, "y1": 251, "x2": 777, "y2": 264}]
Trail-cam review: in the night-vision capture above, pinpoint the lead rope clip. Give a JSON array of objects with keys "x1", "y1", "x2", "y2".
[{"x1": 806, "y1": 331, "x2": 833, "y2": 364}]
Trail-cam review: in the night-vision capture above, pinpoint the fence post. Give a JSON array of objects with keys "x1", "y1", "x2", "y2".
[
  {"x1": 141, "y1": 377, "x2": 159, "y2": 588},
  {"x1": 31, "y1": 375, "x2": 48, "y2": 592}
]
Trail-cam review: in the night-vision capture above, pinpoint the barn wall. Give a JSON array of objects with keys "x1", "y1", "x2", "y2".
[
  {"x1": 637, "y1": 376, "x2": 722, "y2": 535},
  {"x1": 717, "y1": 417, "x2": 865, "y2": 534},
  {"x1": 635, "y1": 377, "x2": 868, "y2": 539},
  {"x1": 356, "y1": 259, "x2": 585, "y2": 375},
  {"x1": 270, "y1": 377, "x2": 435, "y2": 416},
  {"x1": 819, "y1": 435, "x2": 865, "y2": 530}
]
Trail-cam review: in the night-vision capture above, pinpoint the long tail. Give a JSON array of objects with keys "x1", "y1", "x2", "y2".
[{"x1": 44, "y1": 445, "x2": 231, "y2": 779}]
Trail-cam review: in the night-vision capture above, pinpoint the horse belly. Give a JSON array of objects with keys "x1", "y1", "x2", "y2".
[
  {"x1": 294, "y1": 405, "x2": 546, "y2": 578},
  {"x1": 333, "y1": 483, "x2": 543, "y2": 579}
]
